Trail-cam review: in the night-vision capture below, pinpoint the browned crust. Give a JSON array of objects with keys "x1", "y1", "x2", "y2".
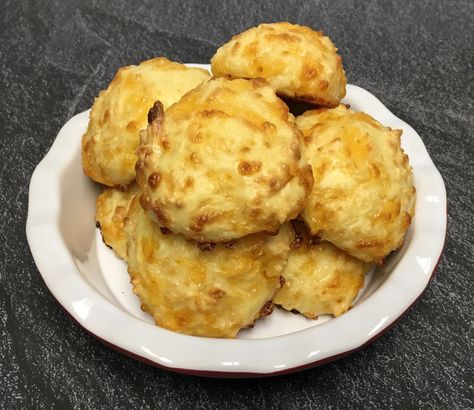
[
  {"x1": 148, "y1": 172, "x2": 161, "y2": 189},
  {"x1": 238, "y1": 160, "x2": 262, "y2": 176},
  {"x1": 197, "y1": 242, "x2": 217, "y2": 252},
  {"x1": 259, "y1": 300, "x2": 275, "y2": 318},
  {"x1": 148, "y1": 100, "x2": 164, "y2": 125}
]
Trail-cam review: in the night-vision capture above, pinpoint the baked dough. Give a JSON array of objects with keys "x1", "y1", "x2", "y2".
[
  {"x1": 82, "y1": 57, "x2": 210, "y2": 186},
  {"x1": 211, "y1": 22, "x2": 346, "y2": 107},
  {"x1": 124, "y1": 197, "x2": 293, "y2": 338},
  {"x1": 297, "y1": 105, "x2": 416, "y2": 263},
  {"x1": 274, "y1": 222, "x2": 371, "y2": 318},
  {"x1": 95, "y1": 184, "x2": 139, "y2": 260},
  {"x1": 137, "y1": 77, "x2": 313, "y2": 242}
]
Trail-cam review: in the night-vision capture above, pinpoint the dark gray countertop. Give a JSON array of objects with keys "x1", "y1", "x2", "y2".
[{"x1": 1, "y1": 0, "x2": 472, "y2": 408}]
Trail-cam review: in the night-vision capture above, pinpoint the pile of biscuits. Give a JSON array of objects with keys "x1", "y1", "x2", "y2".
[{"x1": 83, "y1": 22, "x2": 416, "y2": 338}]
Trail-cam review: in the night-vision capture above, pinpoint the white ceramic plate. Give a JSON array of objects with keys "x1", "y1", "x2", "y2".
[{"x1": 26, "y1": 64, "x2": 446, "y2": 377}]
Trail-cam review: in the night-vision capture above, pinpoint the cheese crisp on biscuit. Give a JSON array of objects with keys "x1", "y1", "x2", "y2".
[
  {"x1": 82, "y1": 58, "x2": 210, "y2": 187},
  {"x1": 211, "y1": 22, "x2": 346, "y2": 107},
  {"x1": 124, "y1": 198, "x2": 293, "y2": 338},
  {"x1": 297, "y1": 105, "x2": 416, "y2": 263},
  {"x1": 137, "y1": 77, "x2": 313, "y2": 242}
]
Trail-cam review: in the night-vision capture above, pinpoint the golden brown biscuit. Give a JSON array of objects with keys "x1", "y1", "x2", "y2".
[
  {"x1": 124, "y1": 197, "x2": 293, "y2": 338},
  {"x1": 274, "y1": 222, "x2": 371, "y2": 318},
  {"x1": 96, "y1": 184, "x2": 139, "y2": 260},
  {"x1": 82, "y1": 58, "x2": 210, "y2": 187},
  {"x1": 137, "y1": 77, "x2": 313, "y2": 242},
  {"x1": 297, "y1": 105, "x2": 416, "y2": 263},
  {"x1": 211, "y1": 22, "x2": 346, "y2": 107}
]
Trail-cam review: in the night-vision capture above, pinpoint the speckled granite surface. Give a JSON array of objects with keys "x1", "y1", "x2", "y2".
[{"x1": 1, "y1": 0, "x2": 472, "y2": 408}]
